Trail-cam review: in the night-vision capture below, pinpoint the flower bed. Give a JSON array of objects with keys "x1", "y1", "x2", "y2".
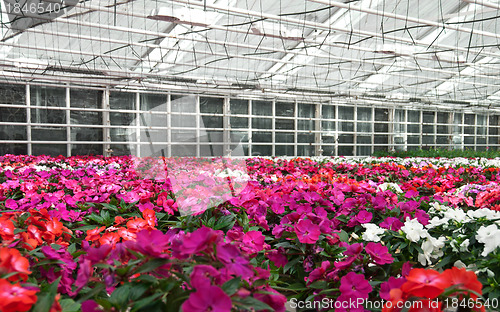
[{"x1": 1, "y1": 155, "x2": 500, "y2": 311}]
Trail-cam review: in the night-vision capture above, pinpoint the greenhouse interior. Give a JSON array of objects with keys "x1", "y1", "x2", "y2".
[{"x1": 2, "y1": 0, "x2": 500, "y2": 311}]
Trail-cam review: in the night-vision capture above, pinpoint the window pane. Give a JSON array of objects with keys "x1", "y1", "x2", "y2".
[
  {"x1": 252, "y1": 118, "x2": 272, "y2": 129},
  {"x1": 31, "y1": 86, "x2": 66, "y2": 124},
  {"x1": 171, "y1": 114, "x2": 196, "y2": 127},
  {"x1": 276, "y1": 102, "x2": 294, "y2": 117},
  {"x1": 32, "y1": 127, "x2": 66, "y2": 141},
  {"x1": 110, "y1": 92, "x2": 135, "y2": 110},
  {"x1": 437, "y1": 112, "x2": 449, "y2": 124},
  {"x1": 375, "y1": 108, "x2": 389, "y2": 122},
  {"x1": 230, "y1": 99, "x2": 248, "y2": 115},
  {"x1": 71, "y1": 127, "x2": 102, "y2": 142},
  {"x1": 230, "y1": 117, "x2": 248, "y2": 128},
  {"x1": 276, "y1": 119, "x2": 294, "y2": 130},
  {"x1": 171, "y1": 95, "x2": 196, "y2": 113},
  {"x1": 276, "y1": 132, "x2": 294, "y2": 143},
  {"x1": 252, "y1": 145, "x2": 272, "y2": 156},
  {"x1": 141, "y1": 94, "x2": 167, "y2": 111},
  {"x1": 357, "y1": 122, "x2": 372, "y2": 133},
  {"x1": 423, "y1": 111, "x2": 435, "y2": 123},
  {"x1": 253, "y1": 131, "x2": 272, "y2": 143},
  {"x1": 201, "y1": 116, "x2": 223, "y2": 128},
  {"x1": 0, "y1": 107, "x2": 26, "y2": 123},
  {"x1": 71, "y1": 90, "x2": 102, "y2": 109},
  {"x1": 322, "y1": 105, "x2": 335, "y2": 119},
  {"x1": 0, "y1": 125, "x2": 26, "y2": 141},
  {"x1": 298, "y1": 104, "x2": 315, "y2": 118},
  {"x1": 71, "y1": 144, "x2": 102, "y2": 156},
  {"x1": 32, "y1": 144, "x2": 66, "y2": 157},
  {"x1": 200, "y1": 97, "x2": 223, "y2": 114},
  {"x1": 407, "y1": 110, "x2": 420, "y2": 123},
  {"x1": 110, "y1": 112, "x2": 134, "y2": 126},
  {"x1": 252, "y1": 101, "x2": 272, "y2": 116},
  {"x1": 298, "y1": 120, "x2": 314, "y2": 131},
  {"x1": 357, "y1": 107, "x2": 372, "y2": 121}
]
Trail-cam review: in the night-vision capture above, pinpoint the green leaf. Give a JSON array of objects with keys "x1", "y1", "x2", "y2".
[
  {"x1": 77, "y1": 284, "x2": 106, "y2": 303},
  {"x1": 109, "y1": 285, "x2": 131, "y2": 307},
  {"x1": 222, "y1": 277, "x2": 241, "y2": 296},
  {"x1": 33, "y1": 276, "x2": 61, "y2": 312},
  {"x1": 214, "y1": 214, "x2": 236, "y2": 230},
  {"x1": 131, "y1": 293, "x2": 163, "y2": 311},
  {"x1": 129, "y1": 283, "x2": 149, "y2": 301},
  {"x1": 59, "y1": 299, "x2": 81, "y2": 312},
  {"x1": 284, "y1": 256, "x2": 301, "y2": 274},
  {"x1": 309, "y1": 280, "x2": 327, "y2": 289},
  {"x1": 338, "y1": 230, "x2": 349, "y2": 242},
  {"x1": 133, "y1": 258, "x2": 170, "y2": 275},
  {"x1": 236, "y1": 296, "x2": 274, "y2": 311}
]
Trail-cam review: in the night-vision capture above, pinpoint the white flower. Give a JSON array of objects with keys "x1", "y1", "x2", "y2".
[
  {"x1": 454, "y1": 260, "x2": 466, "y2": 269},
  {"x1": 426, "y1": 216, "x2": 449, "y2": 229},
  {"x1": 418, "y1": 235, "x2": 446, "y2": 266},
  {"x1": 476, "y1": 224, "x2": 500, "y2": 257},
  {"x1": 362, "y1": 223, "x2": 385, "y2": 242},
  {"x1": 443, "y1": 208, "x2": 469, "y2": 223},
  {"x1": 377, "y1": 182, "x2": 403, "y2": 193},
  {"x1": 460, "y1": 239, "x2": 470, "y2": 252},
  {"x1": 400, "y1": 218, "x2": 428, "y2": 242}
]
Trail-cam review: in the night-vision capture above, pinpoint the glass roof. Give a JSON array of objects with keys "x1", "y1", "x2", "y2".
[{"x1": 1, "y1": 0, "x2": 500, "y2": 107}]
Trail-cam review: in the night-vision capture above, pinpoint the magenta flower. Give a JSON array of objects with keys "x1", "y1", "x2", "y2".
[
  {"x1": 182, "y1": 286, "x2": 232, "y2": 312},
  {"x1": 266, "y1": 248, "x2": 288, "y2": 268},
  {"x1": 254, "y1": 286, "x2": 287, "y2": 312},
  {"x1": 355, "y1": 210, "x2": 372, "y2": 224},
  {"x1": 131, "y1": 229, "x2": 170, "y2": 257},
  {"x1": 379, "y1": 217, "x2": 404, "y2": 231},
  {"x1": 365, "y1": 242, "x2": 394, "y2": 265},
  {"x1": 190, "y1": 265, "x2": 221, "y2": 290},
  {"x1": 307, "y1": 261, "x2": 330, "y2": 285},
  {"x1": 379, "y1": 276, "x2": 405, "y2": 300},
  {"x1": 334, "y1": 294, "x2": 365, "y2": 312},
  {"x1": 5, "y1": 199, "x2": 18, "y2": 209},
  {"x1": 216, "y1": 243, "x2": 254, "y2": 279},
  {"x1": 180, "y1": 226, "x2": 222, "y2": 255},
  {"x1": 294, "y1": 219, "x2": 321, "y2": 244},
  {"x1": 242, "y1": 231, "x2": 265, "y2": 253},
  {"x1": 339, "y1": 272, "x2": 372, "y2": 299}
]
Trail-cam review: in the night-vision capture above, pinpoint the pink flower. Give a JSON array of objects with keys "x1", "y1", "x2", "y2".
[
  {"x1": 242, "y1": 231, "x2": 265, "y2": 253},
  {"x1": 182, "y1": 286, "x2": 232, "y2": 312},
  {"x1": 365, "y1": 242, "x2": 394, "y2": 265},
  {"x1": 355, "y1": 210, "x2": 372, "y2": 224},
  {"x1": 294, "y1": 219, "x2": 321, "y2": 244},
  {"x1": 339, "y1": 272, "x2": 372, "y2": 299},
  {"x1": 379, "y1": 277, "x2": 405, "y2": 300},
  {"x1": 5, "y1": 199, "x2": 18, "y2": 210}
]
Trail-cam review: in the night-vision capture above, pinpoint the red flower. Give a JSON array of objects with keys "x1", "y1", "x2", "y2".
[
  {"x1": 0, "y1": 248, "x2": 31, "y2": 282},
  {"x1": 441, "y1": 267, "x2": 482, "y2": 299},
  {"x1": 98, "y1": 232, "x2": 120, "y2": 247},
  {"x1": 85, "y1": 226, "x2": 105, "y2": 242},
  {"x1": 0, "y1": 278, "x2": 38, "y2": 312},
  {"x1": 0, "y1": 218, "x2": 15, "y2": 241},
  {"x1": 294, "y1": 219, "x2": 321, "y2": 244},
  {"x1": 401, "y1": 268, "x2": 451, "y2": 299}
]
